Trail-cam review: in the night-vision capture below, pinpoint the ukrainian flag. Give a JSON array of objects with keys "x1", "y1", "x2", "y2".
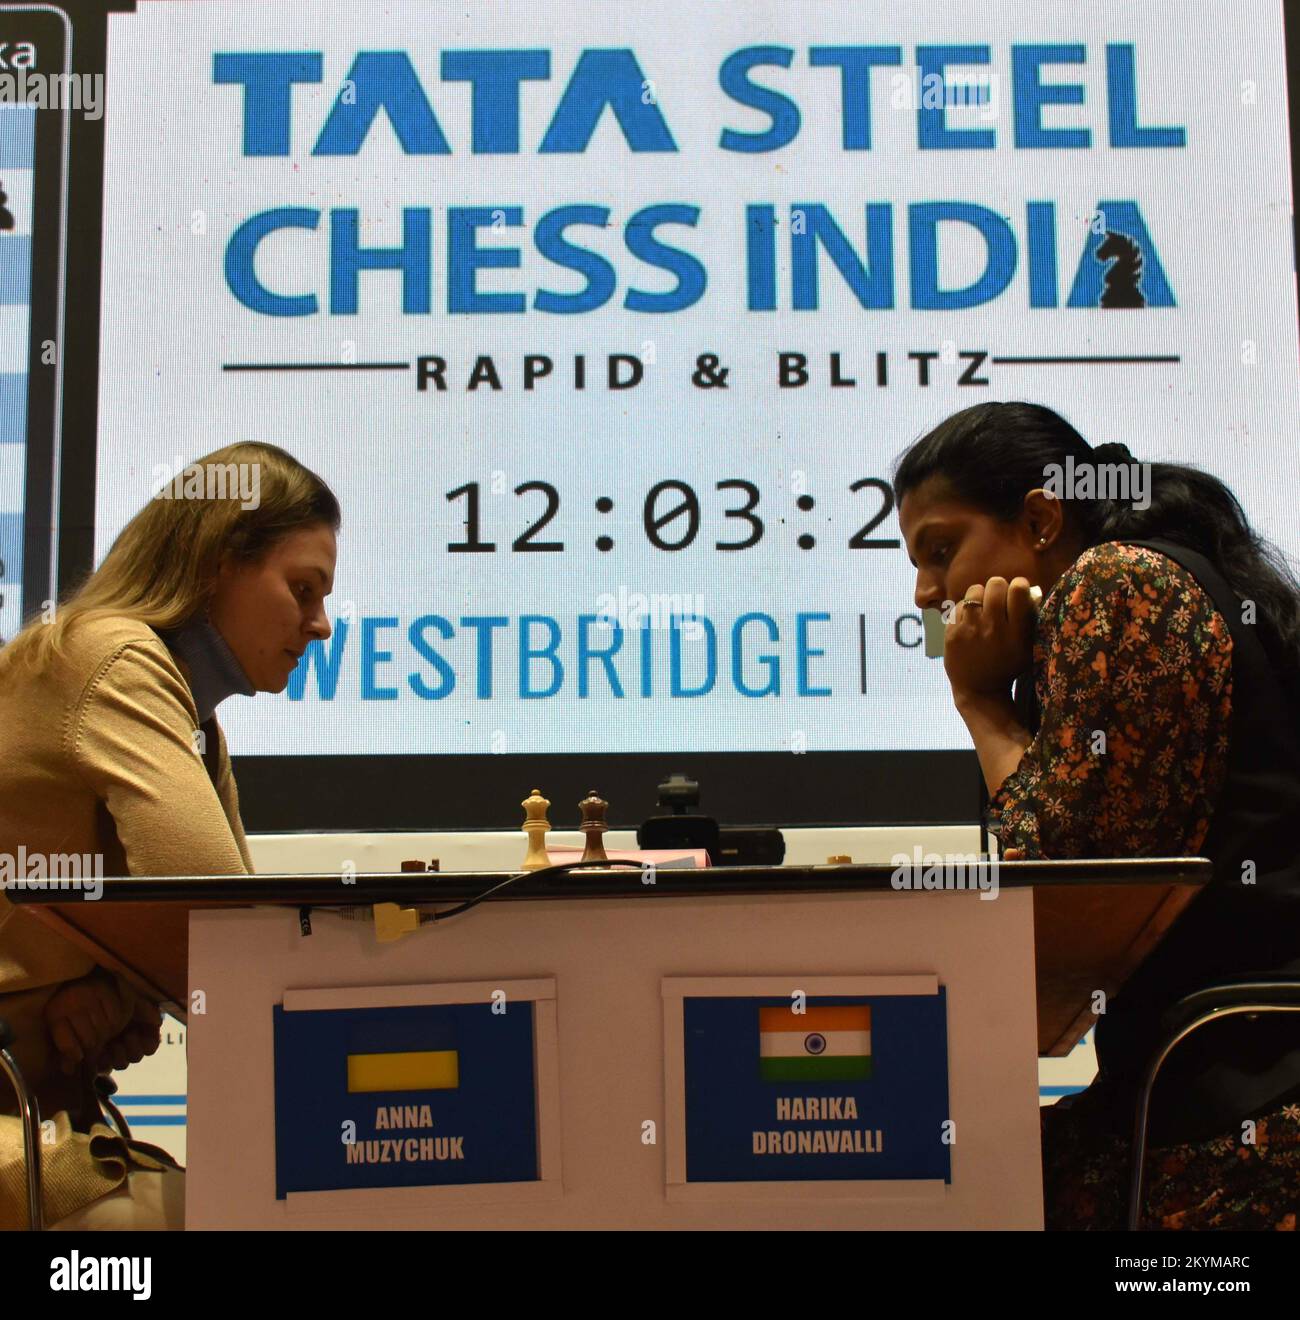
[{"x1": 345, "y1": 1015, "x2": 459, "y2": 1093}]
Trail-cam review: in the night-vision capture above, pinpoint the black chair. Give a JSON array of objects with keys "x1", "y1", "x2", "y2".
[
  {"x1": 1128, "y1": 978, "x2": 1300, "y2": 1231},
  {"x1": 0, "y1": 1016, "x2": 43, "y2": 1230}
]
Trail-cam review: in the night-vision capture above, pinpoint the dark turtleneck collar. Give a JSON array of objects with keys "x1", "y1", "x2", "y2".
[{"x1": 158, "y1": 614, "x2": 256, "y2": 723}]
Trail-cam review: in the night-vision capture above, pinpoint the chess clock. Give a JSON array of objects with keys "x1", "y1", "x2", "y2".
[{"x1": 0, "y1": 4, "x2": 70, "y2": 644}]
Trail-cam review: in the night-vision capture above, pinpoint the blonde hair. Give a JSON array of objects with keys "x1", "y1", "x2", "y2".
[{"x1": 0, "y1": 441, "x2": 340, "y2": 674}]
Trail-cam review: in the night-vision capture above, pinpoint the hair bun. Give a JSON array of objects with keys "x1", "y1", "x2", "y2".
[{"x1": 1091, "y1": 441, "x2": 1135, "y2": 464}]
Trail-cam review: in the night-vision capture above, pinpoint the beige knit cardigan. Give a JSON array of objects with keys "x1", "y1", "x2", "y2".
[{"x1": 0, "y1": 615, "x2": 252, "y2": 1227}]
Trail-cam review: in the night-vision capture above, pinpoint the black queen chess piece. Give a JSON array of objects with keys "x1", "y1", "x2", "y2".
[{"x1": 578, "y1": 790, "x2": 609, "y2": 863}]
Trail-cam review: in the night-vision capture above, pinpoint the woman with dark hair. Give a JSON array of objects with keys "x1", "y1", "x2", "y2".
[
  {"x1": 0, "y1": 441, "x2": 340, "y2": 1229},
  {"x1": 894, "y1": 401, "x2": 1300, "y2": 1231}
]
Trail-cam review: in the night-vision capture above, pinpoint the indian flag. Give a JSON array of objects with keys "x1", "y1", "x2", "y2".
[{"x1": 759, "y1": 1005, "x2": 871, "y2": 1082}]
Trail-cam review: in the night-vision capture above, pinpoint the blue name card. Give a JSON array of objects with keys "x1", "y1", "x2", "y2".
[
  {"x1": 681, "y1": 991, "x2": 951, "y2": 1183},
  {"x1": 273, "y1": 999, "x2": 539, "y2": 1197}
]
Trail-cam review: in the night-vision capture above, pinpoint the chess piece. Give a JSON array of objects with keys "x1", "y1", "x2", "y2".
[
  {"x1": 521, "y1": 788, "x2": 551, "y2": 870},
  {"x1": 579, "y1": 790, "x2": 609, "y2": 863},
  {"x1": 0, "y1": 183, "x2": 13, "y2": 232}
]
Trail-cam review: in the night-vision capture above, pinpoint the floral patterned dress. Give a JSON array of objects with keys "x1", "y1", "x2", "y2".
[
  {"x1": 986, "y1": 542, "x2": 1299, "y2": 1230},
  {"x1": 988, "y1": 542, "x2": 1232, "y2": 860}
]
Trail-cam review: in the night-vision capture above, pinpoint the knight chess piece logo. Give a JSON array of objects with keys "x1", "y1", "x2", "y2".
[
  {"x1": 0, "y1": 180, "x2": 14, "y2": 231},
  {"x1": 1097, "y1": 228, "x2": 1145, "y2": 308}
]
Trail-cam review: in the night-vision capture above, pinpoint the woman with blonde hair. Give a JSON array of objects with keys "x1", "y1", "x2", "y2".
[{"x1": 0, "y1": 441, "x2": 339, "y2": 1229}]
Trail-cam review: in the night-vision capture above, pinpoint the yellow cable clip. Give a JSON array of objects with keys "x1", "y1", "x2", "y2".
[{"x1": 372, "y1": 902, "x2": 420, "y2": 942}]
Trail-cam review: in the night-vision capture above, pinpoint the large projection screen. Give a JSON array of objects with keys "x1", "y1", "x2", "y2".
[{"x1": 77, "y1": 0, "x2": 1300, "y2": 826}]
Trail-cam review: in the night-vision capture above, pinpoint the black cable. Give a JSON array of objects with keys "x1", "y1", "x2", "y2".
[
  {"x1": 297, "y1": 858, "x2": 683, "y2": 934},
  {"x1": 424, "y1": 857, "x2": 649, "y2": 922}
]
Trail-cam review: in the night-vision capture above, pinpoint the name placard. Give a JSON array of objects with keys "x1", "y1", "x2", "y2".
[
  {"x1": 273, "y1": 980, "x2": 554, "y2": 1197},
  {"x1": 664, "y1": 976, "x2": 950, "y2": 1187}
]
